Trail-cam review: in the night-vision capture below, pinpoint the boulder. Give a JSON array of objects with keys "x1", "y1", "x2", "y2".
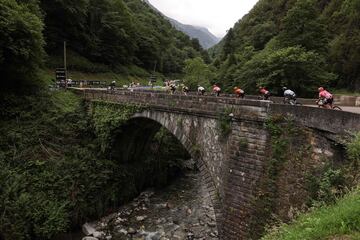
[
  {"x1": 92, "y1": 231, "x2": 105, "y2": 239},
  {"x1": 82, "y1": 223, "x2": 96, "y2": 236},
  {"x1": 82, "y1": 237, "x2": 98, "y2": 240}
]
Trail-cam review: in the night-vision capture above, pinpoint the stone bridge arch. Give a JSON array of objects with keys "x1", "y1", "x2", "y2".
[{"x1": 112, "y1": 109, "x2": 229, "y2": 235}]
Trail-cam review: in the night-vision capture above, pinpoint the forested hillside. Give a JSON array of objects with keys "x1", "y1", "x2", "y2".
[
  {"x1": 0, "y1": 1, "x2": 209, "y2": 238},
  {"x1": 214, "y1": 0, "x2": 360, "y2": 96},
  {"x1": 1, "y1": 0, "x2": 208, "y2": 91}
]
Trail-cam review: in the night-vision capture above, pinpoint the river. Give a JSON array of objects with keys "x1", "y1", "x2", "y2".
[{"x1": 59, "y1": 171, "x2": 218, "y2": 240}]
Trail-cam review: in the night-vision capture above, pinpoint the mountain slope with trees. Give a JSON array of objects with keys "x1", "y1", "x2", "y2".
[
  {"x1": 214, "y1": 0, "x2": 360, "y2": 95},
  {"x1": 0, "y1": 1, "x2": 210, "y2": 238},
  {"x1": 1, "y1": 0, "x2": 209, "y2": 92}
]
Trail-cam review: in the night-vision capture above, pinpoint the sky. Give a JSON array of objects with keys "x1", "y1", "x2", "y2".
[{"x1": 148, "y1": 0, "x2": 259, "y2": 38}]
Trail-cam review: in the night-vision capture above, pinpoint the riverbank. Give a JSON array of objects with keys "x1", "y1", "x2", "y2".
[{"x1": 78, "y1": 172, "x2": 218, "y2": 240}]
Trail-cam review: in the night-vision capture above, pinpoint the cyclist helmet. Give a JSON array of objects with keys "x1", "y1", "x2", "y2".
[
  {"x1": 282, "y1": 87, "x2": 287, "y2": 91},
  {"x1": 234, "y1": 87, "x2": 238, "y2": 90},
  {"x1": 318, "y1": 87, "x2": 324, "y2": 92}
]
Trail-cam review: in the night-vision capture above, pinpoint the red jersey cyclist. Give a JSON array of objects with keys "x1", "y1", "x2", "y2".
[{"x1": 259, "y1": 86, "x2": 270, "y2": 100}]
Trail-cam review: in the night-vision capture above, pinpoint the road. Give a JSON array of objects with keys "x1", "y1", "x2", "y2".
[
  {"x1": 306, "y1": 105, "x2": 360, "y2": 114},
  {"x1": 70, "y1": 87, "x2": 360, "y2": 114}
]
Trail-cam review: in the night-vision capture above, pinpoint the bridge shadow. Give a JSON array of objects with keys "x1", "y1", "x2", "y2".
[{"x1": 109, "y1": 116, "x2": 220, "y2": 233}]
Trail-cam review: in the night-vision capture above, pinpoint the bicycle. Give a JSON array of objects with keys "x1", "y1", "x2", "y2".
[
  {"x1": 283, "y1": 97, "x2": 302, "y2": 106},
  {"x1": 317, "y1": 99, "x2": 342, "y2": 110},
  {"x1": 258, "y1": 94, "x2": 274, "y2": 103}
]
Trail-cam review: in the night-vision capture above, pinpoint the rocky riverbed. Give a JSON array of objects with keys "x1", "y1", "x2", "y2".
[{"x1": 81, "y1": 172, "x2": 218, "y2": 240}]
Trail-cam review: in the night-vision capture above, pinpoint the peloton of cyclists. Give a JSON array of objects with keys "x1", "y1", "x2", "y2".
[{"x1": 161, "y1": 82, "x2": 339, "y2": 110}]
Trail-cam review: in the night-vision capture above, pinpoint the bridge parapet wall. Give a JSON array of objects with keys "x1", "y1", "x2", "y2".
[
  {"x1": 269, "y1": 104, "x2": 360, "y2": 135},
  {"x1": 79, "y1": 89, "x2": 270, "y2": 122}
]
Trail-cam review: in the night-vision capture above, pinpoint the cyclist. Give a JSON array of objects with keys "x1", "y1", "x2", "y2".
[
  {"x1": 182, "y1": 84, "x2": 189, "y2": 95},
  {"x1": 169, "y1": 83, "x2": 176, "y2": 95},
  {"x1": 259, "y1": 86, "x2": 270, "y2": 100},
  {"x1": 213, "y1": 84, "x2": 221, "y2": 97},
  {"x1": 197, "y1": 85, "x2": 205, "y2": 95},
  {"x1": 317, "y1": 87, "x2": 333, "y2": 109},
  {"x1": 282, "y1": 87, "x2": 297, "y2": 104},
  {"x1": 109, "y1": 80, "x2": 116, "y2": 90},
  {"x1": 234, "y1": 87, "x2": 245, "y2": 98}
]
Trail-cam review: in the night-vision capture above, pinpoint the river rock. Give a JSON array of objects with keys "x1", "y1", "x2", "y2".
[
  {"x1": 128, "y1": 227, "x2": 136, "y2": 234},
  {"x1": 82, "y1": 237, "x2": 98, "y2": 240},
  {"x1": 118, "y1": 229, "x2": 127, "y2": 235},
  {"x1": 92, "y1": 231, "x2": 105, "y2": 239},
  {"x1": 207, "y1": 221, "x2": 216, "y2": 228},
  {"x1": 136, "y1": 215, "x2": 147, "y2": 221},
  {"x1": 82, "y1": 223, "x2": 96, "y2": 236},
  {"x1": 142, "y1": 231, "x2": 161, "y2": 240}
]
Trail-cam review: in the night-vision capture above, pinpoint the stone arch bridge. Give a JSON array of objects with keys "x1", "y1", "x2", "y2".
[{"x1": 73, "y1": 89, "x2": 360, "y2": 239}]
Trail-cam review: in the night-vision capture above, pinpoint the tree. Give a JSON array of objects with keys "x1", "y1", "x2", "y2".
[
  {"x1": 222, "y1": 28, "x2": 236, "y2": 59},
  {"x1": 278, "y1": 0, "x2": 329, "y2": 53},
  {"x1": 0, "y1": 0, "x2": 45, "y2": 90},
  {"x1": 183, "y1": 57, "x2": 214, "y2": 90},
  {"x1": 236, "y1": 46, "x2": 336, "y2": 96}
]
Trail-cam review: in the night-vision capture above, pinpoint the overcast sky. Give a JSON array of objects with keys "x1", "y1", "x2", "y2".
[{"x1": 148, "y1": 0, "x2": 259, "y2": 38}]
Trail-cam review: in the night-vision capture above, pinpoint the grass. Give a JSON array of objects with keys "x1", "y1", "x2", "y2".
[
  {"x1": 44, "y1": 69, "x2": 165, "y2": 87},
  {"x1": 45, "y1": 50, "x2": 166, "y2": 87},
  {"x1": 262, "y1": 188, "x2": 360, "y2": 240}
]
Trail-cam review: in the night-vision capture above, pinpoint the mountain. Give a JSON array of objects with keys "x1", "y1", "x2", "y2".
[
  {"x1": 144, "y1": 0, "x2": 220, "y2": 49},
  {"x1": 167, "y1": 18, "x2": 221, "y2": 49}
]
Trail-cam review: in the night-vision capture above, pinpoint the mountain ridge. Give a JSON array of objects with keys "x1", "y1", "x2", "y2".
[{"x1": 144, "y1": 0, "x2": 221, "y2": 49}]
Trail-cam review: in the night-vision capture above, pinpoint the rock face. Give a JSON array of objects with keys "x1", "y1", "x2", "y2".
[{"x1": 81, "y1": 172, "x2": 218, "y2": 240}]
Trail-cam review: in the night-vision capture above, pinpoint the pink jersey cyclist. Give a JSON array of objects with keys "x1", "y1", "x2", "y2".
[
  {"x1": 318, "y1": 87, "x2": 333, "y2": 106},
  {"x1": 213, "y1": 85, "x2": 221, "y2": 96},
  {"x1": 319, "y1": 89, "x2": 332, "y2": 99}
]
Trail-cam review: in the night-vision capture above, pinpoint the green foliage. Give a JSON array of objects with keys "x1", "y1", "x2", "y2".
[
  {"x1": 40, "y1": 0, "x2": 205, "y2": 75},
  {"x1": 278, "y1": 0, "x2": 329, "y2": 53},
  {"x1": 262, "y1": 188, "x2": 360, "y2": 240},
  {"x1": 214, "y1": 0, "x2": 360, "y2": 92},
  {"x1": 248, "y1": 116, "x2": 301, "y2": 238},
  {"x1": 346, "y1": 132, "x2": 360, "y2": 183},
  {"x1": 0, "y1": 0, "x2": 45, "y2": 90},
  {"x1": 0, "y1": 91, "x2": 191, "y2": 239},
  {"x1": 238, "y1": 138, "x2": 249, "y2": 150},
  {"x1": 347, "y1": 132, "x2": 360, "y2": 162},
  {"x1": 235, "y1": 46, "x2": 336, "y2": 96},
  {"x1": 306, "y1": 167, "x2": 346, "y2": 205},
  {"x1": 183, "y1": 57, "x2": 214, "y2": 90},
  {"x1": 217, "y1": 108, "x2": 233, "y2": 139},
  {"x1": 91, "y1": 101, "x2": 144, "y2": 152}
]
